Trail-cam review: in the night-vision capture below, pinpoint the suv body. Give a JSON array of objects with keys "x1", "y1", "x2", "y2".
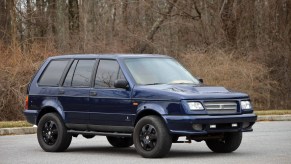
[{"x1": 24, "y1": 54, "x2": 257, "y2": 158}]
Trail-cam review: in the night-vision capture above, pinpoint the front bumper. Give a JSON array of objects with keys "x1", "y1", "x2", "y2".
[{"x1": 163, "y1": 113, "x2": 257, "y2": 135}]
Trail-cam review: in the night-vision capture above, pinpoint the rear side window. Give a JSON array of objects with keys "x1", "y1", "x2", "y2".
[
  {"x1": 38, "y1": 60, "x2": 69, "y2": 86},
  {"x1": 71, "y1": 60, "x2": 96, "y2": 87},
  {"x1": 95, "y1": 60, "x2": 125, "y2": 88}
]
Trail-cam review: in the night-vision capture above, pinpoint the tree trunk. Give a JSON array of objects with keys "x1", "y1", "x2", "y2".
[
  {"x1": 68, "y1": 0, "x2": 79, "y2": 49},
  {"x1": 25, "y1": 0, "x2": 32, "y2": 46},
  {"x1": 220, "y1": 0, "x2": 237, "y2": 47},
  {"x1": 79, "y1": 0, "x2": 95, "y2": 52},
  {"x1": 8, "y1": 0, "x2": 17, "y2": 47},
  {"x1": 68, "y1": 0, "x2": 79, "y2": 36},
  {"x1": 35, "y1": 0, "x2": 46, "y2": 37},
  {"x1": 56, "y1": 0, "x2": 68, "y2": 51},
  {"x1": 121, "y1": 0, "x2": 128, "y2": 27},
  {"x1": 0, "y1": 0, "x2": 13, "y2": 45},
  {"x1": 47, "y1": 0, "x2": 57, "y2": 39}
]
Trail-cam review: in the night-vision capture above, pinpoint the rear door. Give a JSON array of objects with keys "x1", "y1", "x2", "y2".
[
  {"x1": 58, "y1": 59, "x2": 97, "y2": 127},
  {"x1": 89, "y1": 59, "x2": 133, "y2": 130}
]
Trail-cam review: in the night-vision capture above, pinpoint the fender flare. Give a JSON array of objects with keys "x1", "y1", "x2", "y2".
[
  {"x1": 135, "y1": 103, "x2": 169, "y2": 126},
  {"x1": 37, "y1": 98, "x2": 65, "y2": 123},
  {"x1": 136, "y1": 103, "x2": 168, "y2": 115}
]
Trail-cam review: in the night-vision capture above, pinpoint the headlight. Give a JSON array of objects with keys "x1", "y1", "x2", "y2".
[
  {"x1": 241, "y1": 101, "x2": 252, "y2": 110},
  {"x1": 188, "y1": 102, "x2": 204, "y2": 110}
]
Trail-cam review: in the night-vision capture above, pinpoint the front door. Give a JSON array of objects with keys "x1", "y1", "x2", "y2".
[{"x1": 89, "y1": 59, "x2": 133, "y2": 130}]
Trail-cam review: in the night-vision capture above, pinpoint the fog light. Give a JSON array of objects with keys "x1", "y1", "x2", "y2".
[
  {"x1": 192, "y1": 124, "x2": 203, "y2": 131},
  {"x1": 210, "y1": 124, "x2": 216, "y2": 129},
  {"x1": 232, "y1": 123, "x2": 238, "y2": 127},
  {"x1": 242, "y1": 122, "x2": 250, "y2": 128}
]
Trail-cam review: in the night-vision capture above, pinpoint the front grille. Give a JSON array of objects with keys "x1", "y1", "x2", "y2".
[{"x1": 204, "y1": 102, "x2": 237, "y2": 114}]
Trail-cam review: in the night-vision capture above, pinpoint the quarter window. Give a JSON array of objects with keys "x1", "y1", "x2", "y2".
[{"x1": 38, "y1": 60, "x2": 69, "y2": 86}]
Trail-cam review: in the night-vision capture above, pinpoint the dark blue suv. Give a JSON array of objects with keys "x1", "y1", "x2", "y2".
[{"x1": 24, "y1": 54, "x2": 257, "y2": 158}]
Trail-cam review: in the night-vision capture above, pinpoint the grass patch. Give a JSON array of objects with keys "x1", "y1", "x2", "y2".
[
  {"x1": 255, "y1": 110, "x2": 291, "y2": 115},
  {"x1": 0, "y1": 121, "x2": 32, "y2": 128}
]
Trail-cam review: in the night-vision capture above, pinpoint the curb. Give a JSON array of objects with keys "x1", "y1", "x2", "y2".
[
  {"x1": 1, "y1": 115, "x2": 291, "y2": 136},
  {"x1": 257, "y1": 115, "x2": 291, "y2": 121},
  {"x1": 0, "y1": 127, "x2": 37, "y2": 136}
]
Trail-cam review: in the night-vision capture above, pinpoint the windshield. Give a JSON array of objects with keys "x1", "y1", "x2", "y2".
[{"x1": 124, "y1": 57, "x2": 200, "y2": 85}]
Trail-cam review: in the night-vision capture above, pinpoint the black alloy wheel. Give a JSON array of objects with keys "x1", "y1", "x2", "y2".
[
  {"x1": 42, "y1": 120, "x2": 58, "y2": 145},
  {"x1": 139, "y1": 124, "x2": 157, "y2": 151}
]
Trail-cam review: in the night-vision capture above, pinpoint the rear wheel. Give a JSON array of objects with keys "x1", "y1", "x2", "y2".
[
  {"x1": 133, "y1": 116, "x2": 172, "y2": 158},
  {"x1": 37, "y1": 113, "x2": 72, "y2": 152},
  {"x1": 107, "y1": 136, "x2": 133, "y2": 147},
  {"x1": 206, "y1": 132, "x2": 242, "y2": 153}
]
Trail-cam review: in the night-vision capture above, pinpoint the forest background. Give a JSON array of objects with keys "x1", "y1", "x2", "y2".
[{"x1": 0, "y1": 0, "x2": 290, "y2": 120}]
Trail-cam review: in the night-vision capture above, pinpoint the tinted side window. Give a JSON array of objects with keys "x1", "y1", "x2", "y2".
[
  {"x1": 95, "y1": 60, "x2": 125, "y2": 88},
  {"x1": 38, "y1": 60, "x2": 69, "y2": 86},
  {"x1": 71, "y1": 60, "x2": 96, "y2": 87},
  {"x1": 63, "y1": 60, "x2": 78, "y2": 87}
]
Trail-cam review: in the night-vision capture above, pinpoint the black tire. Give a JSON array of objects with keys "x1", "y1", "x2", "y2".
[
  {"x1": 107, "y1": 136, "x2": 133, "y2": 147},
  {"x1": 133, "y1": 115, "x2": 172, "y2": 158},
  {"x1": 37, "y1": 113, "x2": 72, "y2": 152},
  {"x1": 206, "y1": 132, "x2": 242, "y2": 153}
]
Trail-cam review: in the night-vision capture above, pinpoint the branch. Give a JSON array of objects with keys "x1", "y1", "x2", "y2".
[{"x1": 139, "y1": 0, "x2": 178, "y2": 53}]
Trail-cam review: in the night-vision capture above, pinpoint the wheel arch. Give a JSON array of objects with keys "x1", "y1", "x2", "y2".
[
  {"x1": 36, "y1": 104, "x2": 65, "y2": 125},
  {"x1": 134, "y1": 103, "x2": 169, "y2": 128}
]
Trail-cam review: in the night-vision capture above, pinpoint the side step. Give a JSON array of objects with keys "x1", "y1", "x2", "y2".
[{"x1": 67, "y1": 130, "x2": 132, "y2": 137}]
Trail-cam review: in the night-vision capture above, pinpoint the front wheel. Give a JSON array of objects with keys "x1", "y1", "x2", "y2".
[
  {"x1": 133, "y1": 116, "x2": 172, "y2": 158},
  {"x1": 206, "y1": 132, "x2": 242, "y2": 153},
  {"x1": 37, "y1": 113, "x2": 72, "y2": 152}
]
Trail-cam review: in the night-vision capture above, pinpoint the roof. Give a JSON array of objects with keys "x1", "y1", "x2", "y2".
[{"x1": 48, "y1": 54, "x2": 170, "y2": 60}]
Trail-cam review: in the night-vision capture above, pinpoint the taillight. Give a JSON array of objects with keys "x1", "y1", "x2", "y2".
[{"x1": 25, "y1": 95, "x2": 29, "y2": 110}]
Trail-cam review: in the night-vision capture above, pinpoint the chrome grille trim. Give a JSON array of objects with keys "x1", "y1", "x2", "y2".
[{"x1": 204, "y1": 102, "x2": 237, "y2": 114}]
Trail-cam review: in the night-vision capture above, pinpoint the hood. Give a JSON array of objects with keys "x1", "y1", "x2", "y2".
[{"x1": 132, "y1": 84, "x2": 249, "y2": 100}]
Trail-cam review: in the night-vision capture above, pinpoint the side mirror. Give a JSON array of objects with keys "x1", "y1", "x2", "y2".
[
  {"x1": 198, "y1": 78, "x2": 203, "y2": 84},
  {"x1": 114, "y1": 79, "x2": 129, "y2": 89}
]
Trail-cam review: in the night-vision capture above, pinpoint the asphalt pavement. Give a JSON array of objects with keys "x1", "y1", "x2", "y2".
[{"x1": 0, "y1": 121, "x2": 291, "y2": 164}]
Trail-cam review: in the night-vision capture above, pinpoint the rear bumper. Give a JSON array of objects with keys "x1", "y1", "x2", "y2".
[
  {"x1": 163, "y1": 113, "x2": 257, "y2": 135},
  {"x1": 23, "y1": 110, "x2": 38, "y2": 125}
]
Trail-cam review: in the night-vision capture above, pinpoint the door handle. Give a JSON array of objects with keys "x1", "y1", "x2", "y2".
[
  {"x1": 90, "y1": 91, "x2": 97, "y2": 96},
  {"x1": 58, "y1": 89, "x2": 65, "y2": 95}
]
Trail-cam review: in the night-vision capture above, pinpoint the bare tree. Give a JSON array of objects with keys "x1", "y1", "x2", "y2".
[
  {"x1": 138, "y1": 0, "x2": 178, "y2": 53},
  {"x1": 68, "y1": 0, "x2": 79, "y2": 43},
  {"x1": 0, "y1": 0, "x2": 15, "y2": 45},
  {"x1": 56, "y1": 0, "x2": 68, "y2": 51}
]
